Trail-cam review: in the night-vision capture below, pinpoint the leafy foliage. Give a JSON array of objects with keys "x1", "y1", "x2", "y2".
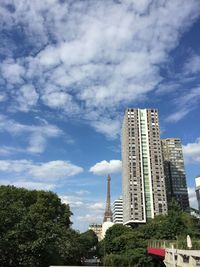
[
  {"x1": 0, "y1": 186, "x2": 83, "y2": 267},
  {"x1": 99, "y1": 225, "x2": 152, "y2": 266},
  {"x1": 104, "y1": 224, "x2": 133, "y2": 253},
  {"x1": 100, "y1": 200, "x2": 200, "y2": 267},
  {"x1": 1, "y1": 186, "x2": 199, "y2": 267},
  {"x1": 78, "y1": 229, "x2": 98, "y2": 258},
  {"x1": 139, "y1": 200, "x2": 200, "y2": 240}
]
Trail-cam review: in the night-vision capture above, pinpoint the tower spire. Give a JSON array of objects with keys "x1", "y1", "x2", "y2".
[{"x1": 103, "y1": 174, "x2": 112, "y2": 222}]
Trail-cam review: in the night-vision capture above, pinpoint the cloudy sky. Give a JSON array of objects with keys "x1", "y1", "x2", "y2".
[{"x1": 0, "y1": 0, "x2": 200, "y2": 231}]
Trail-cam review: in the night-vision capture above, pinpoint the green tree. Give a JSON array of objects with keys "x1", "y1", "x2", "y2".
[
  {"x1": 104, "y1": 224, "x2": 133, "y2": 253},
  {"x1": 0, "y1": 185, "x2": 80, "y2": 267},
  {"x1": 137, "y1": 200, "x2": 190, "y2": 240},
  {"x1": 100, "y1": 201, "x2": 200, "y2": 266},
  {"x1": 102, "y1": 225, "x2": 152, "y2": 266},
  {"x1": 78, "y1": 229, "x2": 98, "y2": 258}
]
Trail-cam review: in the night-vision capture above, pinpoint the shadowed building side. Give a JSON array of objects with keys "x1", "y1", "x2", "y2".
[{"x1": 161, "y1": 138, "x2": 189, "y2": 211}]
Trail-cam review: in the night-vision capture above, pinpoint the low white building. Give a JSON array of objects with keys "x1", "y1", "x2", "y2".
[
  {"x1": 195, "y1": 176, "x2": 200, "y2": 213},
  {"x1": 113, "y1": 197, "x2": 123, "y2": 224},
  {"x1": 88, "y1": 223, "x2": 102, "y2": 241},
  {"x1": 101, "y1": 221, "x2": 114, "y2": 239}
]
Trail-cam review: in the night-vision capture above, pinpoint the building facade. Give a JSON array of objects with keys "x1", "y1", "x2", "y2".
[
  {"x1": 195, "y1": 176, "x2": 200, "y2": 213},
  {"x1": 88, "y1": 224, "x2": 102, "y2": 241},
  {"x1": 161, "y1": 138, "x2": 189, "y2": 210},
  {"x1": 113, "y1": 197, "x2": 123, "y2": 224},
  {"x1": 122, "y1": 108, "x2": 167, "y2": 225}
]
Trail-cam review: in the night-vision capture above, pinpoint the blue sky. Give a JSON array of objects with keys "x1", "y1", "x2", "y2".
[{"x1": 0, "y1": 0, "x2": 200, "y2": 231}]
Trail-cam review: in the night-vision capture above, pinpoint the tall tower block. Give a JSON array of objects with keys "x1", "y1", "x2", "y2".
[
  {"x1": 122, "y1": 108, "x2": 167, "y2": 225},
  {"x1": 161, "y1": 138, "x2": 189, "y2": 210}
]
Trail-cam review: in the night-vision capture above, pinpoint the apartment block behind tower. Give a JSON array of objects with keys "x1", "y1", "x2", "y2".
[
  {"x1": 161, "y1": 138, "x2": 189, "y2": 211},
  {"x1": 113, "y1": 197, "x2": 123, "y2": 224},
  {"x1": 122, "y1": 108, "x2": 167, "y2": 225}
]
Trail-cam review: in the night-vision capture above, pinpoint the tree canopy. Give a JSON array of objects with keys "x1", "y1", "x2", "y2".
[
  {"x1": 99, "y1": 200, "x2": 200, "y2": 267},
  {"x1": 1, "y1": 186, "x2": 199, "y2": 267},
  {"x1": 0, "y1": 185, "x2": 97, "y2": 267}
]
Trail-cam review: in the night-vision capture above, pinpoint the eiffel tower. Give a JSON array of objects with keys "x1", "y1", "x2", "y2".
[{"x1": 103, "y1": 174, "x2": 113, "y2": 222}]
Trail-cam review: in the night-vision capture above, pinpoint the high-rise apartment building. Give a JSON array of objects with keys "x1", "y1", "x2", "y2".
[
  {"x1": 195, "y1": 176, "x2": 200, "y2": 213},
  {"x1": 122, "y1": 108, "x2": 167, "y2": 225},
  {"x1": 161, "y1": 138, "x2": 189, "y2": 210},
  {"x1": 113, "y1": 197, "x2": 123, "y2": 224}
]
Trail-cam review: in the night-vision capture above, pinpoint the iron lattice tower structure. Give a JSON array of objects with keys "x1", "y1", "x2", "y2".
[{"x1": 103, "y1": 174, "x2": 113, "y2": 222}]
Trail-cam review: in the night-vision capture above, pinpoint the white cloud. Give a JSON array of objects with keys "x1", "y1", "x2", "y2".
[
  {"x1": 155, "y1": 83, "x2": 180, "y2": 95},
  {"x1": 60, "y1": 195, "x2": 84, "y2": 208},
  {"x1": 183, "y1": 137, "x2": 200, "y2": 163},
  {"x1": 60, "y1": 191, "x2": 105, "y2": 230},
  {"x1": 90, "y1": 160, "x2": 122, "y2": 175},
  {"x1": 0, "y1": 146, "x2": 25, "y2": 155},
  {"x1": 0, "y1": 0, "x2": 200, "y2": 137},
  {"x1": 0, "y1": 115, "x2": 63, "y2": 154},
  {"x1": 166, "y1": 87, "x2": 200, "y2": 123},
  {"x1": 0, "y1": 93, "x2": 7, "y2": 102},
  {"x1": 16, "y1": 84, "x2": 39, "y2": 112},
  {"x1": 125, "y1": 0, "x2": 151, "y2": 14},
  {"x1": 188, "y1": 187, "x2": 198, "y2": 209},
  {"x1": 42, "y1": 91, "x2": 71, "y2": 108},
  {"x1": 75, "y1": 190, "x2": 90, "y2": 196},
  {"x1": 179, "y1": 87, "x2": 200, "y2": 106},
  {"x1": 166, "y1": 108, "x2": 191, "y2": 123},
  {"x1": 42, "y1": 91, "x2": 80, "y2": 114},
  {"x1": 184, "y1": 54, "x2": 200, "y2": 75},
  {"x1": 0, "y1": 159, "x2": 32, "y2": 172},
  {"x1": 0, "y1": 179, "x2": 56, "y2": 191},
  {"x1": 92, "y1": 119, "x2": 121, "y2": 140},
  {"x1": 29, "y1": 160, "x2": 83, "y2": 180},
  {"x1": 88, "y1": 202, "x2": 105, "y2": 210},
  {"x1": 76, "y1": 213, "x2": 103, "y2": 223},
  {"x1": 27, "y1": 134, "x2": 47, "y2": 154},
  {"x1": 1, "y1": 59, "x2": 25, "y2": 84},
  {"x1": 61, "y1": 195, "x2": 104, "y2": 211},
  {"x1": 0, "y1": 159, "x2": 83, "y2": 181},
  {"x1": 0, "y1": 115, "x2": 62, "y2": 137}
]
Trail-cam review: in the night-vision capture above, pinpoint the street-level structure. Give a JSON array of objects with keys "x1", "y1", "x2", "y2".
[{"x1": 122, "y1": 108, "x2": 167, "y2": 225}]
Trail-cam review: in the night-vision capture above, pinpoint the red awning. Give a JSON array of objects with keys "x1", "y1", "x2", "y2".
[{"x1": 147, "y1": 247, "x2": 165, "y2": 257}]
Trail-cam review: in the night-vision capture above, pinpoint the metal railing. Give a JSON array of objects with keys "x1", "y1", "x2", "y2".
[{"x1": 148, "y1": 239, "x2": 200, "y2": 250}]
